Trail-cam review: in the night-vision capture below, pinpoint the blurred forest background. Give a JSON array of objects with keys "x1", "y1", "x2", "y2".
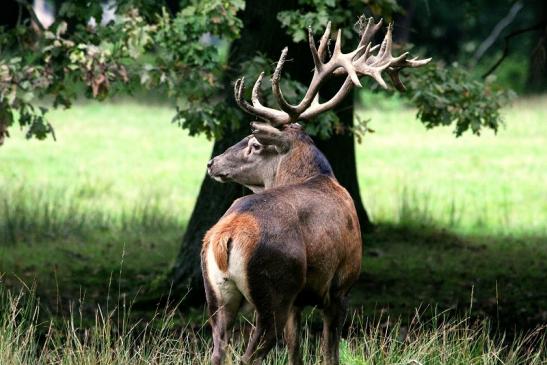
[{"x1": 0, "y1": 0, "x2": 546, "y2": 363}]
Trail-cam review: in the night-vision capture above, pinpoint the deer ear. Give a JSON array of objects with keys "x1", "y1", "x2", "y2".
[{"x1": 250, "y1": 122, "x2": 290, "y2": 153}]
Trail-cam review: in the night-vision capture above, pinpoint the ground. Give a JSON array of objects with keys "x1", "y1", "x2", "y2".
[{"x1": 0, "y1": 95, "x2": 546, "y2": 363}]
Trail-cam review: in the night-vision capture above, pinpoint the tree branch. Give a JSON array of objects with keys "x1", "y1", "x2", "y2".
[
  {"x1": 482, "y1": 22, "x2": 545, "y2": 79},
  {"x1": 14, "y1": 0, "x2": 45, "y2": 32},
  {"x1": 473, "y1": 1, "x2": 523, "y2": 63},
  {"x1": 17, "y1": 2, "x2": 23, "y2": 27}
]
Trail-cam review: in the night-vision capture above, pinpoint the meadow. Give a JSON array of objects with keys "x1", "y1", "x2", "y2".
[{"x1": 0, "y1": 95, "x2": 546, "y2": 363}]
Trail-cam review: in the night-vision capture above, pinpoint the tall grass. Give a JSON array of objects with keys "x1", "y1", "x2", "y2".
[
  {"x1": 0, "y1": 283, "x2": 201, "y2": 364},
  {"x1": 1, "y1": 285, "x2": 545, "y2": 365},
  {"x1": 0, "y1": 284, "x2": 41, "y2": 364},
  {"x1": 0, "y1": 185, "x2": 183, "y2": 246},
  {"x1": 340, "y1": 317, "x2": 547, "y2": 364}
]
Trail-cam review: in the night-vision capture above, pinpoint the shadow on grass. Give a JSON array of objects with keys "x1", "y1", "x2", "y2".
[
  {"x1": 1, "y1": 205, "x2": 546, "y2": 334},
  {"x1": 354, "y1": 223, "x2": 547, "y2": 332}
]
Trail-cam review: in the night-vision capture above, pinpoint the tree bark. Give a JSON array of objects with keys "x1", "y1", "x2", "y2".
[
  {"x1": 170, "y1": 0, "x2": 373, "y2": 306},
  {"x1": 392, "y1": 0, "x2": 416, "y2": 44},
  {"x1": 1, "y1": 1, "x2": 30, "y2": 29},
  {"x1": 526, "y1": 1, "x2": 547, "y2": 92}
]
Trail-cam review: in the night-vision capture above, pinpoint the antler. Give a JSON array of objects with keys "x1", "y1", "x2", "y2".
[{"x1": 234, "y1": 16, "x2": 431, "y2": 126}]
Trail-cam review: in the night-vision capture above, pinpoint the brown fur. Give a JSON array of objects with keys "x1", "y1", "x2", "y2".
[
  {"x1": 274, "y1": 125, "x2": 326, "y2": 186},
  {"x1": 203, "y1": 213, "x2": 260, "y2": 272}
]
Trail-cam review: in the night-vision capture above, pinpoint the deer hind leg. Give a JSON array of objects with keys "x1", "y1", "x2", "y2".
[
  {"x1": 241, "y1": 304, "x2": 292, "y2": 365},
  {"x1": 284, "y1": 306, "x2": 303, "y2": 365},
  {"x1": 241, "y1": 266, "x2": 303, "y2": 364},
  {"x1": 241, "y1": 236, "x2": 306, "y2": 364},
  {"x1": 321, "y1": 295, "x2": 348, "y2": 365},
  {"x1": 203, "y1": 263, "x2": 243, "y2": 365},
  {"x1": 210, "y1": 292, "x2": 242, "y2": 365}
]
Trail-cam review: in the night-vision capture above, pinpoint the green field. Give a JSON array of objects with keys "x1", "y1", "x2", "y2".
[
  {"x1": 2, "y1": 96, "x2": 546, "y2": 237},
  {"x1": 1, "y1": 96, "x2": 546, "y2": 363}
]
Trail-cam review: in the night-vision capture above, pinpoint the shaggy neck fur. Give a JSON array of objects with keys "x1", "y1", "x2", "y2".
[{"x1": 272, "y1": 129, "x2": 334, "y2": 188}]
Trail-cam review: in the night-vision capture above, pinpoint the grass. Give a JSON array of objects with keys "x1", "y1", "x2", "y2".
[
  {"x1": 0, "y1": 95, "x2": 546, "y2": 362},
  {"x1": 357, "y1": 94, "x2": 547, "y2": 235},
  {"x1": 1, "y1": 285, "x2": 545, "y2": 364},
  {"x1": 0, "y1": 101, "x2": 205, "y2": 310}
]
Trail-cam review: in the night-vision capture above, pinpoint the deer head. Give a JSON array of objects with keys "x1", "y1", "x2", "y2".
[{"x1": 207, "y1": 16, "x2": 431, "y2": 193}]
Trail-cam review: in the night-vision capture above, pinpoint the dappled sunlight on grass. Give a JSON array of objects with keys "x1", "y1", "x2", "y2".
[
  {"x1": 0, "y1": 97, "x2": 546, "y2": 355},
  {"x1": 356, "y1": 96, "x2": 547, "y2": 235},
  {"x1": 2, "y1": 101, "x2": 212, "y2": 221}
]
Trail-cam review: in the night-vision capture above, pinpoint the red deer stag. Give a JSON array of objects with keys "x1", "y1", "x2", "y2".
[{"x1": 201, "y1": 16, "x2": 430, "y2": 365}]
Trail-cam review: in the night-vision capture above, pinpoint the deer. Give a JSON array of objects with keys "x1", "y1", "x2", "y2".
[{"x1": 201, "y1": 16, "x2": 430, "y2": 365}]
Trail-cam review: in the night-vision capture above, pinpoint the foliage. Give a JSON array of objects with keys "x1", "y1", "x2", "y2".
[
  {"x1": 0, "y1": 1, "x2": 244, "y2": 142},
  {"x1": 0, "y1": 0, "x2": 518, "y2": 143},
  {"x1": 277, "y1": 0, "x2": 353, "y2": 43},
  {"x1": 0, "y1": 57, "x2": 53, "y2": 141},
  {"x1": 407, "y1": 63, "x2": 515, "y2": 136},
  {"x1": 144, "y1": 2, "x2": 244, "y2": 138},
  {"x1": 278, "y1": 0, "x2": 400, "y2": 43},
  {"x1": 0, "y1": 11, "x2": 143, "y2": 142}
]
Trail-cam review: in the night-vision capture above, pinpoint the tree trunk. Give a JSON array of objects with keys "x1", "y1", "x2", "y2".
[
  {"x1": 526, "y1": 1, "x2": 547, "y2": 93},
  {"x1": 393, "y1": 0, "x2": 416, "y2": 44},
  {"x1": 170, "y1": 0, "x2": 373, "y2": 306},
  {"x1": 1, "y1": 1, "x2": 30, "y2": 29}
]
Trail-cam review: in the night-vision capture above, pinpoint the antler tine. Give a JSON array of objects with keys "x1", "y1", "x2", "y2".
[
  {"x1": 251, "y1": 72, "x2": 265, "y2": 106},
  {"x1": 369, "y1": 44, "x2": 380, "y2": 53},
  {"x1": 331, "y1": 29, "x2": 363, "y2": 87},
  {"x1": 387, "y1": 69, "x2": 406, "y2": 91},
  {"x1": 300, "y1": 77, "x2": 354, "y2": 120},
  {"x1": 329, "y1": 15, "x2": 381, "y2": 76},
  {"x1": 360, "y1": 24, "x2": 395, "y2": 88},
  {"x1": 357, "y1": 17, "x2": 383, "y2": 48},
  {"x1": 234, "y1": 76, "x2": 291, "y2": 125},
  {"x1": 374, "y1": 22, "x2": 394, "y2": 66},
  {"x1": 332, "y1": 29, "x2": 342, "y2": 55},
  {"x1": 271, "y1": 21, "x2": 351, "y2": 119},
  {"x1": 317, "y1": 21, "x2": 332, "y2": 62},
  {"x1": 387, "y1": 56, "x2": 432, "y2": 91},
  {"x1": 301, "y1": 18, "x2": 431, "y2": 119},
  {"x1": 391, "y1": 56, "x2": 432, "y2": 69},
  {"x1": 333, "y1": 41, "x2": 372, "y2": 76},
  {"x1": 271, "y1": 47, "x2": 300, "y2": 117},
  {"x1": 352, "y1": 21, "x2": 430, "y2": 90},
  {"x1": 271, "y1": 19, "x2": 381, "y2": 122},
  {"x1": 309, "y1": 27, "x2": 322, "y2": 71},
  {"x1": 234, "y1": 78, "x2": 255, "y2": 115},
  {"x1": 277, "y1": 22, "x2": 339, "y2": 117}
]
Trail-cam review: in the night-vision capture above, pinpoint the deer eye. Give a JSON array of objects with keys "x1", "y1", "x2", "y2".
[{"x1": 251, "y1": 142, "x2": 261, "y2": 151}]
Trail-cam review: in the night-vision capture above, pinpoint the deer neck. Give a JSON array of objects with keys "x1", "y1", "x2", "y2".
[{"x1": 271, "y1": 142, "x2": 333, "y2": 188}]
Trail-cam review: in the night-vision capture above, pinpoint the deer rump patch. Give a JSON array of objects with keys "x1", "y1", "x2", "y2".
[{"x1": 203, "y1": 213, "x2": 260, "y2": 272}]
